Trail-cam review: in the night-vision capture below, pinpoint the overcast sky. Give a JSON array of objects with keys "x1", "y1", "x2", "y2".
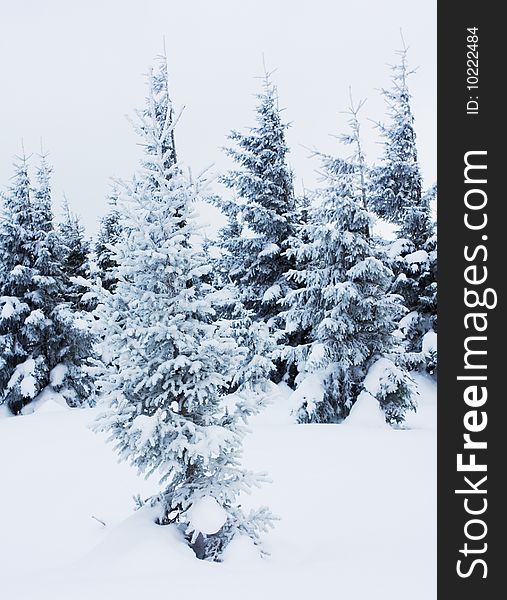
[{"x1": 1, "y1": 0, "x2": 436, "y2": 236}]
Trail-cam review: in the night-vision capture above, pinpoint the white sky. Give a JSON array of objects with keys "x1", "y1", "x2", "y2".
[{"x1": 0, "y1": 0, "x2": 436, "y2": 236}]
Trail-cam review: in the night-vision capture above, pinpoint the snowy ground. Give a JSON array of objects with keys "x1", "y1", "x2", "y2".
[{"x1": 0, "y1": 374, "x2": 436, "y2": 600}]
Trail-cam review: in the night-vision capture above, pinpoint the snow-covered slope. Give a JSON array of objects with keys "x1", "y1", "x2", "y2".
[{"x1": 0, "y1": 374, "x2": 436, "y2": 600}]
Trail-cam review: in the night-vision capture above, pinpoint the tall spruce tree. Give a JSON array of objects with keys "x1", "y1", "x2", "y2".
[
  {"x1": 282, "y1": 102, "x2": 415, "y2": 424},
  {"x1": 280, "y1": 99, "x2": 370, "y2": 387},
  {"x1": 95, "y1": 189, "x2": 122, "y2": 293},
  {"x1": 369, "y1": 47, "x2": 422, "y2": 225},
  {"x1": 391, "y1": 185, "x2": 437, "y2": 372},
  {"x1": 58, "y1": 199, "x2": 93, "y2": 310},
  {"x1": 32, "y1": 152, "x2": 53, "y2": 235},
  {"x1": 217, "y1": 72, "x2": 296, "y2": 322},
  {"x1": 96, "y1": 55, "x2": 273, "y2": 561},
  {"x1": 370, "y1": 48, "x2": 437, "y2": 370},
  {"x1": 0, "y1": 154, "x2": 95, "y2": 414},
  {"x1": 209, "y1": 281, "x2": 277, "y2": 397}
]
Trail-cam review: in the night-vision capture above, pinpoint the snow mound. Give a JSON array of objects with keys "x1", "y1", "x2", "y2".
[
  {"x1": 288, "y1": 371, "x2": 326, "y2": 418},
  {"x1": 81, "y1": 504, "x2": 195, "y2": 575},
  {"x1": 0, "y1": 403, "x2": 13, "y2": 419},
  {"x1": 35, "y1": 397, "x2": 67, "y2": 414},
  {"x1": 187, "y1": 496, "x2": 227, "y2": 535},
  {"x1": 345, "y1": 391, "x2": 388, "y2": 428},
  {"x1": 363, "y1": 357, "x2": 395, "y2": 396},
  {"x1": 249, "y1": 382, "x2": 296, "y2": 426},
  {"x1": 422, "y1": 330, "x2": 437, "y2": 355},
  {"x1": 222, "y1": 534, "x2": 262, "y2": 565},
  {"x1": 21, "y1": 388, "x2": 68, "y2": 415}
]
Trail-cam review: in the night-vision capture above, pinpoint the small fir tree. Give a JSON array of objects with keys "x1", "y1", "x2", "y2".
[
  {"x1": 95, "y1": 189, "x2": 122, "y2": 293},
  {"x1": 370, "y1": 47, "x2": 437, "y2": 370},
  {"x1": 58, "y1": 198, "x2": 93, "y2": 310},
  {"x1": 0, "y1": 154, "x2": 96, "y2": 414},
  {"x1": 282, "y1": 102, "x2": 415, "y2": 423},
  {"x1": 96, "y1": 54, "x2": 274, "y2": 561},
  {"x1": 217, "y1": 72, "x2": 296, "y2": 322}
]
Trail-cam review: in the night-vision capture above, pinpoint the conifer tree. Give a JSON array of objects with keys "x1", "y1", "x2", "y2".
[
  {"x1": 95, "y1": 190, "x2": 122, "y2": 293},
  {"x1": 280, "y1": 99, "x2": 370, "y2": 388},
  {"x1": 392, "y1": 185, "x2": 437, "y2": 372},
  {"x1": 369, "y1": 47, "x2": 422, "y2": 225},
  {"x1": 32, "y1": 152, "x2": 53, "y2": 235},
  {"x1": 370, "y1": 47, "x2": 437, "y2": 370},
  {"x1": 282, "y1": 102, "x2": 415, "y2": 424},
  {"x1": 0, "y1": 154, "x2": 95, "y2": 414},
  {"x1": 96, "y1": 55, "x2": 273, "y2": 561},
  {"x1": 58, "y1": 199, "x2": 93, "y2": 310},
  {"x1": 210, "y1": 282, "x2": 277, "y2": 396},
  {"x1": 217, "y1": 72, "x2": 296, "y2": 322},
  {"x1": 0, "y1": 156, "x2": 34, "y2": 410}
]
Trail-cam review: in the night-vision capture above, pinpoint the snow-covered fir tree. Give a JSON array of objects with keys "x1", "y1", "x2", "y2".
[
  {"x1": 217, "y1": 71, "x2": 296, "y2": 323},
  {"x1": 370, "y1": 48, "x2": 437, "y2": 372},
  {"x1": 96, "y1": 54, "x2": 274, "y2": 561},
  {"x1": 282, "y1": 102, "x2": 415, "y2": 424},
  {"x1": 95, "y1": 189, "x2": 122, "y2": 293},
  {"x1": 31, "y1": 151, "x2": 53, "y2": 235},
  {"x1": 58, "y1": 198, "x2": 93, "y2": 310},
  {"x1": 209, "y1": 282, "x2": 277, "y2": 397},
  {"x1": 270, "y1": 188, "x2": 313, "y2": 388},
  {"x1": 369, "y1": 47, "x2": 422, "y2": 225},
  {"x1": 0, "y1": 153, "x2": 96, "y2": 414},
  {"x1": 391, "y1": 185, "x2": 437, "y2": 373},
  {"x1": 279, "y1": 99, "x2": 370, "y2": 389}
]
